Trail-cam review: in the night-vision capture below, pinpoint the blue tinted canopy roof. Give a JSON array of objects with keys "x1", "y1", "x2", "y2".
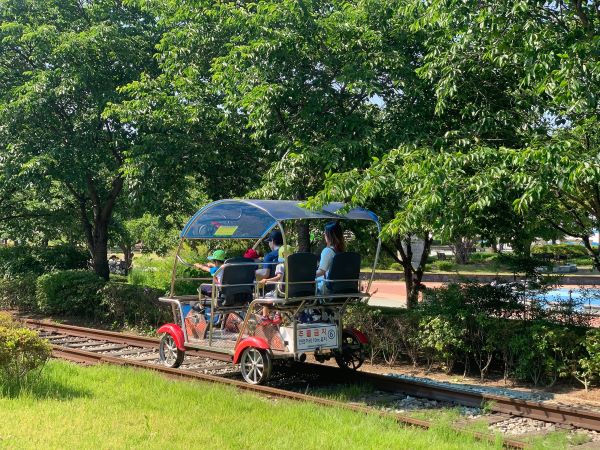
[{"x1": 181, "y1": 199, "x2": 379, "y2": 239}]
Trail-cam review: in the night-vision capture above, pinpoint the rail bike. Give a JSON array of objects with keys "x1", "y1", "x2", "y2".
[{"x1": 157, "y1": 199, "x2": 380, "y2": 384}]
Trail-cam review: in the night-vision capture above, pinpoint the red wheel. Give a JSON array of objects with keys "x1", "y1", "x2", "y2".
[
  {"x1": 240, "y1": 347, "x2": 272, "y2": 384},
  {"x1": 159, "y1": 333, "x2": 185, "y2": 368},
  {"x1": 335, "y1": 330, "x2": 365, "y2": 371}
]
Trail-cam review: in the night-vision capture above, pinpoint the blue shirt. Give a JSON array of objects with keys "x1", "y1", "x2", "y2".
[
  {"x1": 318, "y1": 247, "x2": 336, "y2": 277},
  {"x1": 263, "y1": 247, "x2": 280, "y2": 278}
]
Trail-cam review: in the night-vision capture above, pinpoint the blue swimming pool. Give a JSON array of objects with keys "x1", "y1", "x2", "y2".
[{"x1": 533, "y1": 288, "x2": 600, "y2": 308}]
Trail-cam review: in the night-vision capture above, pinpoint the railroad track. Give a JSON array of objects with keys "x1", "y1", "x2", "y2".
[{"x1": 23, "y1": 319, "x2": 600, "y2": 446}]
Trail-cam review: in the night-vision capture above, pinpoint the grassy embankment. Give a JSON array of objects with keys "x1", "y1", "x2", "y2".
[{"x1": 0, "y1": 360, "x2": 507, "y2": 450}]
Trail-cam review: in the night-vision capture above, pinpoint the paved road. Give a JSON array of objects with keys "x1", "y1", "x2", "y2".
[{"x1": 367, "y1": 280, "x2": 443, "y2": 308}]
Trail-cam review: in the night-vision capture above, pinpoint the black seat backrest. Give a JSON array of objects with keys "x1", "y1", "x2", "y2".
[
  {"x1": 283, "y1": 252, "x2": 318, "y2": 299},
  {"x1": 326, "y1": 252, "x2": 361, "y2": 294},
  {"x1": 219, "y1": 257, "x2": 256, "y2": 306}
]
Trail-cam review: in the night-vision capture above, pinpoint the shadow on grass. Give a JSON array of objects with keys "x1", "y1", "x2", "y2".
[{"x1": 0, "y1": 373, "x2": 92, "y2": 400}]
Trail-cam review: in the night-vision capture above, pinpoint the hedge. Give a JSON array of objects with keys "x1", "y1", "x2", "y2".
[
  {"x1": 0, "y1": 245, "x2": 88, "y2": 277},
  {"x1": 346, "y1": 282, "x2": 595, "y2": 388},
  {"x1": 99, "y1": 282, "x2": 171, "y2": 329},
  {"x1": 36, "y1": 270, "x2": 105, "y2": 316},
  {"x1": 0, "y1": 275, "x2": 37, "y2": 311},
  {"x1": 531, "y1": 244, "x2": 589, "y2": 259}
]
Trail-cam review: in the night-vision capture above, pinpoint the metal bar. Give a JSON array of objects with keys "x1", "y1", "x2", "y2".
[
  {"x1": 170, "y1": 238, "x2": 184, "y2": 297},
  {"x1": 368, "y1": 221, "x2": 382, "y2": 293}
]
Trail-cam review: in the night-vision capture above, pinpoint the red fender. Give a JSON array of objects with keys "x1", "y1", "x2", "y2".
[
  {"x1": 233, "y1": 337, "x2": 270, "y2": 364},
  {"x1": 158, "y1": 323, "x2": 185, "y2": 351},
  {"x1": 345, "y1": 328, "x2": 369, "y2": 345}
]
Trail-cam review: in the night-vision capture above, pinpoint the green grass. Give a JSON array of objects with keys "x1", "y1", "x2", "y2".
[{"x1": 0, "y1": 361, "x2": 505, "y2": 450}]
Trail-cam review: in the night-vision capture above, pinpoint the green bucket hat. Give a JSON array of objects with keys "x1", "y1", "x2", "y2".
[{"x1": 207, "y1": 249, "x2": 226, "y2": 262}]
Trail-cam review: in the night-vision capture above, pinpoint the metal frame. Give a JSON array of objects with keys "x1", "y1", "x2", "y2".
[{"x1": 163, "y1": 199, "x2": 380, "y2": 361}]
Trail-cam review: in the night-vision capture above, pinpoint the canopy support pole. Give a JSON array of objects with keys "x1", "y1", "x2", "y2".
[{"x1": 367, "y1": 222, "x2": 382, "y2": 293}]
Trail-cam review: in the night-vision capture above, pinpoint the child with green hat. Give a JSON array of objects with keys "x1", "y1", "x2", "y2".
[{"x1": 195, "y1": 249, "x2": 226, "y2": 296}]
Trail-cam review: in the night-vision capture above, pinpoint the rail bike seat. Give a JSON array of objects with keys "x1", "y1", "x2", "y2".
[
  {"x1": 323, "y1": 252, "x2": 362, "y2": 300},
  {"x1": 198, "y1": 257, "x2": 256, "y2": 308},
  {"x1": 217, "y1": 257, "x2": 256, "y2": 307},
  {"x1": 278, "y1": 252, "x2": 319, "y2": 302}
]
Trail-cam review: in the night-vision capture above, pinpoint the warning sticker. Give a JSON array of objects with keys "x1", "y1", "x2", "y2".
[
  {"x1": 213, "y1": 225, "x2": 238, "y2": 237},
  {"x1": 296, "y1": 324, "x2": 337, "y2": 351}
]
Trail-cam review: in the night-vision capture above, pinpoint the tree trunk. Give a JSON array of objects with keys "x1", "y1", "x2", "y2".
[
  {"x1": 512, "y1": 236, "x2": 532, "y2": 257},
  {"x1": 384, "y1": 234, "x2": 433, "y2": 309},
  {"x1": 72, "y1": 174, "x2": 123, "y2": 281},
  {"x1": 491, "y1": 240, "x2": 498, "y2": 253},
  {"x1": 582, "y1": 235, "x2": 600, "y2": 271},
  {"x1": 91, "y1": 222, "x2": 110, "y2": 280},
  {"x1": 452, "y1": 237, "x2": 475, "y2": 264},
  {"x1": 296, "y1": 220, "x2": 311, "y2": 252},
  {"x1": 119, "y1": 242, "x2": 132, "y2": 276}
]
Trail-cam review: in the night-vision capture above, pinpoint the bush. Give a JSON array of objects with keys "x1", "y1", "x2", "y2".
[
  {"x1": 435, "y1": 261, "x2": 455, "y2": 271},
  {"x1": 0, "y1": 322, "x2": 51, "y2": 382},
  {"x1": 340, "y1": 283, "x2": 594, "y2": 387},
  {"x1": 0, "y1": 312, "x2": 16, "y2": 328},
  {"x1": 0, "y1": 275, "x2": 38, "y2": 311},
  {"x1": 575, "y1": 329, "x2": 600, "y2": 391},
  {"x1": 99, "y1": 282, "x2": 171, "y2": 329},
  {"x1": 0, "y1": 245, "x2": 88, "y2": 277},
  {"x1": 511, "y1": 322, "x2": 583, "y2": 387},
  {"x1": 469, "y1": 252, "x2": 496, "y2": 262},
  {"x1": 532, "y1": 244, "x2": 589, "y2": 259},
  {"x1": 36, "y1": 270, "x2": 105, "y2": 316},
  {"x1": 129, "y1": 254, "x2": 201, "y2": 295},
  {"x1": 418, "y1": 315, "x2": 465, "y2": 373}
]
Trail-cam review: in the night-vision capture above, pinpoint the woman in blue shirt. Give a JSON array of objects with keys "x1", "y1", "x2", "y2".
[{"x1": 316, "y1": 221, "x2": 346, "y2": 293}]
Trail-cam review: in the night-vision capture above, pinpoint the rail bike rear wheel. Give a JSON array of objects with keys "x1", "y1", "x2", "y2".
[{"x1": 335, "y1": 330, "x2": 365, "y2": 371}]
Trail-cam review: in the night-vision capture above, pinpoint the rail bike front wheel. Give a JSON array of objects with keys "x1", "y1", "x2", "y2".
[
  {"x1": 159, "y1": 333, "x2": 185, "y2": 368},
  {"x1": 240, "y1": 347, "x2": 272, "y2": 385}
]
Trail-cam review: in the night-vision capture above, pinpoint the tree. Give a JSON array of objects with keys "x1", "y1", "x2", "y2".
[
  {"x1": 211, "y1": 0, "x2": 427, "y2": 250},
  {"x1": 412, "y1": 0, "x2": 600, "y2": 268},
  {"x1": 108, "y1": 0, "x2": 264, "y2": 207},
  {"x1": 0, "y1": 0, "x2": 160, "y2": 279}
]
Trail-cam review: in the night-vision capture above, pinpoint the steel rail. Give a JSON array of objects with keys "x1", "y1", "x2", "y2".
[
  {"x1": 26, "y1": 320, "x2": 600, "y2": 433},
  {"x1": 46, "y1": 344, "x2": 526, "y2": 449}
]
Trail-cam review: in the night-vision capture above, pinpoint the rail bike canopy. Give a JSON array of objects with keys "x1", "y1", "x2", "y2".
[{"x1": 180, "y1": 199, "x2": 380, "y2": 240}]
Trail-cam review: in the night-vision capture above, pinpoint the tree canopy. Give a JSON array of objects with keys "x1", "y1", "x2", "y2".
[{"x1": 1, "y1": 0, "x2": 599, "y2": 300}]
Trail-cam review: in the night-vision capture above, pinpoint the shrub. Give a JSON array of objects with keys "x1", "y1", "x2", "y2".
[
  {"x1": 531, "y1": 244, "x2": 589, "y2": 259},
  {"x1": 345, "y1": 303, "x2": 384, "y2": 363},
  {"x1": 128, "y1": 254, "x2": 200, "y2": 295},
  {"x1": 388, "y1": 262, "x2": 402, "y2": 271},
  {"x1": 33, "y1": 245, "x2": 89, "y2": 272},
  {"x1": 0, "y1": 246, "x2": 40, "y2": 277},
  {"x1": 99, "y1": 282, "x2": 171, "y2": 329},
  {"x1": 511, "y1": 322, "x2": 583, "y2": 387},
  {"x1": 0, "y1": 275, "x2": 38, "y2": 311},
  {"x1": 36, "y1": 270, "x2": 105, "y2": 316},
  {"x1": 435, "y1": 261, "x2": 454, "y2": 271},
  {"x1": 0, "y1": 312, "x2": 16, "y2": 328},
  {"x1": 575, "y1": 329, "x2": 600, "y2": 391},
  {"x1": 0, "y1": 245, "x2": 88, "y2": 277},
  {"x1": 418, "y1": 315, "x2": 465, "y2": 373},
  {"x1": 469, "y1": 252, "x2": 496, "y2": 262},
  {"x1": 0, "y1": 323, "x2": 51, "y2": 382}
]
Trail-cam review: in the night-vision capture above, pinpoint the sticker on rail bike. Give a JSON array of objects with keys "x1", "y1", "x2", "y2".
[
  {"x1": 213, "y1": 225, "x2": 238, "y2": 237},
  {"x1": 296, "y1": 324, "x2": 337, "y2": 351}
]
